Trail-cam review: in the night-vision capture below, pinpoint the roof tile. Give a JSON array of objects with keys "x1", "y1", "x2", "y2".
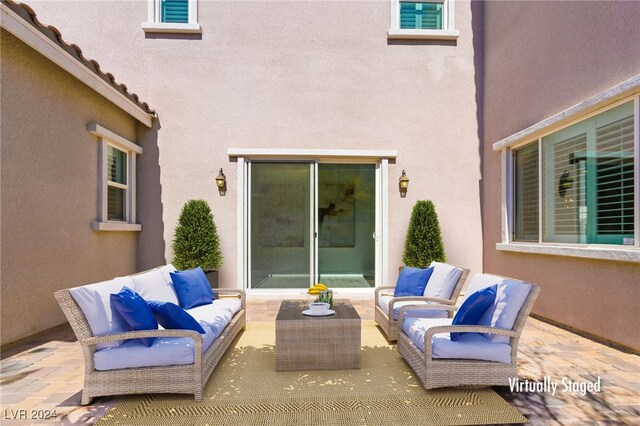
[{"x1": 4, "y1": 0, "x2": 155, "y2": 116}]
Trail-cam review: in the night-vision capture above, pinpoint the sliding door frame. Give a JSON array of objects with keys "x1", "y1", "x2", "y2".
[{"x1": 231, "y1": 149, "x2": 396, "y2": 292}]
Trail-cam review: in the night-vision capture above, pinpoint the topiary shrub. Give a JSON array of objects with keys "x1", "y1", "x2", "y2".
[
  {"x1": 402, "y1": 200, "x2": 446, "y2": 268},
  {"x1": 172, "y1": 199, "x2": 223, "y2": 270}
]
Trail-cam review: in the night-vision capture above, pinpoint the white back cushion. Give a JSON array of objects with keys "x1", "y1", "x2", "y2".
[
  {"x1": 479, "y1": 280, "x2": 532, "y2": 343},
  {"x1": 423, "y1": 262, "x2": 463, "y2": 299},
  {"x1": 69, "y1": 276, "x2": 134, "y2": 349},
  {"x1": 463, "y1": 273, "x2": 504, "y2": 300},
  {"x1": 133, "y1": 269, "x2": 179, "y2": 305},
  {"x1": 157, "y1": 264, "x2": 177, "y2": 284},
  {"x1": 378, "y1": 296, "x2": 447, "y2": 320}
]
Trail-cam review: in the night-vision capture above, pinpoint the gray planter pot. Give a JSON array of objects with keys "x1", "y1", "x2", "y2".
[{"x1": 204, "y1": 269, "x2": 219, "y2": 289}]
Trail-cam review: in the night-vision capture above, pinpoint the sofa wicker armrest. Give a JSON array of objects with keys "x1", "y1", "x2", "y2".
[
  {"x1": 397, "y1": 304, "x2": 457, "y2": 325},
  {"x1": 389, "y1": 296, "x2": 453, "y2": 320},
  {"x1": 83, "y1": 329, "x2": 203, "y2": 346},
  {"x1": 375, "y1": 286, "x2": 396, "y2": 303},
  {"x1": 423, "y1": 325, "x2": 518, "y2": 360},
  {"x1": 391, "y1": 296, "x2": 453, "y2": 304},
  {"x1": 214, "y1": 289, "x2": 247, "y2": 309}
]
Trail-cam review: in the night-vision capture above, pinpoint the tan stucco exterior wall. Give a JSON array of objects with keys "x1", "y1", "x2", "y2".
[
  {"x1": 29, "y1": 1, "x2": 485, "y2": 287},
  {"x1": 0, "y1": 29, "x2": 141, "y2": 345},
  {"x1": 482, "y1": 1, "x2": 640, "y2": 350}
]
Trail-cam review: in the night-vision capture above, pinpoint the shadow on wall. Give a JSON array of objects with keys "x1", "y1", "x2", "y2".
[
  {"x1": 136, "y1": 118, "x2": 165, "y2": 270},
  {"x1": 470, "y1": 0, "x2": 486, "y2": 248}
]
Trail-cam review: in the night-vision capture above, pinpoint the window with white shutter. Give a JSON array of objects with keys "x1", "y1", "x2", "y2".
[
  {"x1": 513, "y1": 100, "x2": 636, "y2": 246},
  {"x1": 389, "y1": 0, "x2": 459, "y2": 40},
  {"x1": 514, "y1": 143, "x2": 539, "y2": 242},
  {"x1": 89, "y1": 123, "x2": 142, "y2": 232},
  {"x1": 142, "y1": 0, "x2": 201, "y2": 34}
]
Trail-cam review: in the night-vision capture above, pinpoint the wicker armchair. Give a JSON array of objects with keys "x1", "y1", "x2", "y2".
[
  {"x1": 54, "y1": 288, "x2": 246, "y2": 405},
  {"x1": 397, "y1": 274, "x2": 540, "y2": 389},
  {"x1": 374, "y1": 262, "x2": 469, "y2": 341}
]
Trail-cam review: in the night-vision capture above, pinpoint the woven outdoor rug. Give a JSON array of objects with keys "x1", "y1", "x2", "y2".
[{"x1": 98, "y1": 321, "x2": 526, "y2": 425}]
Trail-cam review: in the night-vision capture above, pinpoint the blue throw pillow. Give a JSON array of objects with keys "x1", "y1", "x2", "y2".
[
  {"x1": 170, "y1": 269, "x2": 213, "y2": 309},
  {"x1": 176, "y1": 266, "x2": 216, "y2": 299},
  {"x1": 147, "y1": 300, "x2": 206, "y2": 334},
  {"x1": 450, "y1": 285, "x2": 497, "y2": 341},
  {"x1": 394, "y1": 266, "x2": 434, "y2": 297},
  {"x1": 110, "y1": 287, "x2": 158, "y2": 347}
]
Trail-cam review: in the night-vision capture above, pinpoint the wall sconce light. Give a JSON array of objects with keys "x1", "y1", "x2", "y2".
[
  {"x1": 215, "y1": 168, "x2": 227, "y2": 196},
  {"x1": 399, "y1": 170, "x2": 409, "y2": 198}
]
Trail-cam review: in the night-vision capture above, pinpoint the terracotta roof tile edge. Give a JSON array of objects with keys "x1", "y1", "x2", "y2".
[{"x1": 3, "y1": 0, "x2": 156, "y2": 116}]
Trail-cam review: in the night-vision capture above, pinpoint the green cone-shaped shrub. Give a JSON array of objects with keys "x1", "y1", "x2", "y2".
[
  {"x1": 172, "y1": 199, "x2": 223, "y2": 270},
  {"x1": 402, "y1": 200, "x2": 446, "y2": 268}
]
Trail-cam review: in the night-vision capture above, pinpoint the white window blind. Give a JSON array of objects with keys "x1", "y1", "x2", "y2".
[
  {"x1": 551, "y1": 133, "x2": 587, "y2": 238},
  {"x1": 595, "y1": 115, "x2": 635, "y2": 239},
  {"x1": 514, "y1": 143, "x2": 539, "y2": 241},
  {"x1": 106, "y1": 145, "x2": 128, "y2": 222}
]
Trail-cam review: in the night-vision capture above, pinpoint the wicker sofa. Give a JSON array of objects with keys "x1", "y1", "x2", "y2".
[
  {"x1": 54, "y1": 264, "x2": 246, "y2": 405},
  {"x1": 397, "y1": 273, "x2": 540, "y2": 389},
  {"x1": 375, "y1": 262, "x2": 470, "y2": 341}
]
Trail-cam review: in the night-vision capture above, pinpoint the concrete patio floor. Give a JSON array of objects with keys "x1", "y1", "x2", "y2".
[{"x1": 1, "y1": 293, "x2": 638, "y2": 425}]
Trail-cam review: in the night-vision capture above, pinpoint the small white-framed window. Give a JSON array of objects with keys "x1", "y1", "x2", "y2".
[
  {"x1": 106, "y1": 145, "x2": 129, "y2": 222},
  {"x1": 89, "y1": 123, "x2": 142, "y2": 232},
  {"x1": 142, "y1": 0, "x2": 201, "y2": 34},
  {"x1": 388, "y1": 0, "x2": 459, "y2": 40}
]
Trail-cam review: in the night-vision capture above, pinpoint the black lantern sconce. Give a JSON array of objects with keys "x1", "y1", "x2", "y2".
[
  {"x1": 399, "y1": 170, "x2": 409, "y2": 198},
  {"x1": 215, "y1": 168, "x2": 227, "y2": 196}
]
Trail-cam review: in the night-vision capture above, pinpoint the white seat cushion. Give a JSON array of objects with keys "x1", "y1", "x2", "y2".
[
  {"x1": 378, "y1": 295, "x2": 447, "y2": 320},
  {"x1": 186, "y1": 304, "x2": 234, "y2": 339},
  {"x1": 69, "y1": 276, "x2": 135, "y2": 349},
  {"x1": 132, "y1": 269, "x2": 179, "y2": 305},
  {"x1": 402, "y1": 317, "x2": 512, "y2": 363},
  {"x1": 423, "y1": 262, "x2": 463, "y2": 300},
  {"x1": 94, "y1": 329, "x2": 216, "y2": 371},
  {"x1": 210, "y1": 298, "x2": 242, "y2": 315},
  {"x1": 479, "y1": 280, "x2": 532, "y2": 343},
  {"x1": 402, "y1": 317, "x2": 452, "y2": 351}
]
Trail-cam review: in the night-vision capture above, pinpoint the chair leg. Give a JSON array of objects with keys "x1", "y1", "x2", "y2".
[{"x1": 81, "y1": 392, "x2": 92, "y2": 406}]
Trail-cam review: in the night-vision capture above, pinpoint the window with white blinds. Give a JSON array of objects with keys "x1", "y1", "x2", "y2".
[
  {"x1": 388, "y1": 0, "x2": 458, "y2": 40},
  {"x1": 161, "y1": 0, "x2": 188, "y2": 23},
  {"x1": 143, "y1": 0, "x2": 200, "y2": 34},
  {"x1": 89, "y1": 123, "x2": 142, "y2": 231},
  {"x1": 107, "y1": 145, "x2": 128, "y2": 221},
  {"x1": 595, "y1": 115, "x2": 635, "y2": 241},
  {"x1": 514, "y1": 100, "x2": 636, "y2": 246},
  {"x1": 400, "y1": 2, "x2": 443, "y2": 30},
  {"x1": 514, "y1": 143, "x2": 539, "y2": 241},
  {"x1": 543, "y1": 130, "x2": 588, "y2": 243}
]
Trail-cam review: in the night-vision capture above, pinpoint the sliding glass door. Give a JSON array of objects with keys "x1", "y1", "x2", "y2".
[
  {"x1": 248, "y1": 161, "x2": 376, "y2": 290},
  {"x1": 317, "y1": 164, "x2": 376, "y2": 288},
  {"x1": 249, "y1": 162, "x2": 314, "y2": 289}
]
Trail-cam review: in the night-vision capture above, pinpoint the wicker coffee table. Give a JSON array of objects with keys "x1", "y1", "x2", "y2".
[{"x1": 275, "y1": 300, "x2": 361, "y2": 371}]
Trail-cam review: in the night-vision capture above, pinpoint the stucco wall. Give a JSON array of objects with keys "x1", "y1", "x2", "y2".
[
  {"x1": 29, "y1": 0, "x2": 485, "y2": 288},
  {"x1": 0, "y1": 29, "x2": 140, "y2": 345},
  {"x1": 482, "y1": 1, "x2": 640, "y2": 350}
]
